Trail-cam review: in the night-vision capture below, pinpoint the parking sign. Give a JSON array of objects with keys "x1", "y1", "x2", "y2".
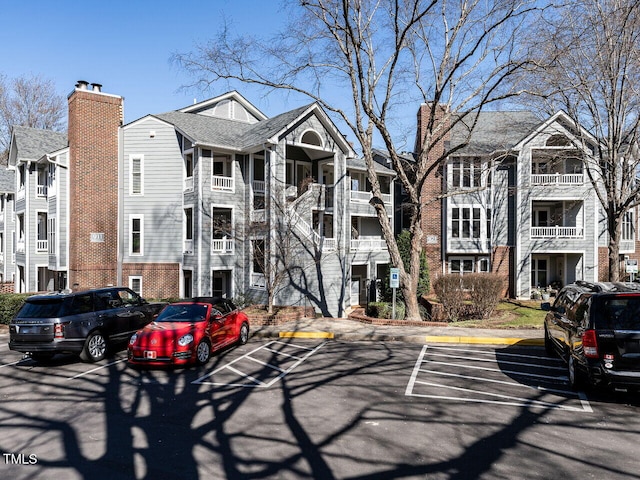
[{"x1": 390, "y1": 268, "x2": 400, "y2": 288}]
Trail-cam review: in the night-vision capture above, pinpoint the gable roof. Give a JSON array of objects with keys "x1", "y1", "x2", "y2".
[
  {"x1": 179, "y1": 90, "x2": 268, "y2": 121},
  {"x1": 0, "y1": 168, "x2": 15, "y2": 193},
  {"x1": 10, "y1": 126, "x2": 68, "y2": 162},
  {"x1": 450, "y1": 111, "x2": 541, "y2": 155}
]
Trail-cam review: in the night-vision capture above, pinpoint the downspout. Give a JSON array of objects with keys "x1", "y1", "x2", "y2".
[{"x1": 117, "y1": 126, "x2": 124, "y2": 286}]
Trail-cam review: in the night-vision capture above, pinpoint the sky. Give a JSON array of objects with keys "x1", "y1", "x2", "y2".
[{"x1": 0, "y1": 0, "x2": 301, "y2": 125}]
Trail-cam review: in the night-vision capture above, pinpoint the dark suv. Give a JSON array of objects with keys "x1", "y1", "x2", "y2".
[
  {"x1": 542, "y1": 281, "x2": 640, "y2": 390},
  {"x1": 9, "y1": 287, "x2": 164, "y2": 363}
]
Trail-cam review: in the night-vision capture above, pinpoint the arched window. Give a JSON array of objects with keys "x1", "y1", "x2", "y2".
[
  {"x1": 301, "y1": 130, "x2": 323, "y2": 147},
  {"x1": 546, "y1": 134, "x2": 571, "y2": 147}
]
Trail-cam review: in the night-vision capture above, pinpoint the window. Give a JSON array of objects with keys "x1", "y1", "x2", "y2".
[
  {"x1": 451, "y1": 157, "x2": 482, "y2": 188},
  {"x1": 450, "y1": 258, "x2": 474, "y2": 275},
  {"x1": 451, "y1": 207, "x2": 481, "y2": 238},
  {"x1": 184, "y1": 207, "x2": 193, "y2": 254},
  {"x1": 130, "y1": 215, "x2": 143, "y2": 255},
  {"x1": 130, "y1": 155, "x2": 143, "y2": 195},
  {"x1": 623, "y1": 210, "x2": 634, "y2": 241},
  {"x1": 252, "y1": 239, "x2": 265, "y2": 274},
  {"x1": 479, "y1": 257, "x2": 490, "y2": 272},
  {"x1": 486, "y1": 207, "x2": 492, "y2": 240},
  {"x1": 184, "y1": 152, "x2": 194, "y2": 177},
  {"x1": 48, "y1": 217, "x2": 56, "y2": 255},
  {"x1": 129, "y1": 276, "x2": 142, "y2": 295}
]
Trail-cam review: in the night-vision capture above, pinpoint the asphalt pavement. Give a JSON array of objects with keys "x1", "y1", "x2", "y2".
[{"x1": 251, "y1": 317, "x2": 544, "y2": 346}]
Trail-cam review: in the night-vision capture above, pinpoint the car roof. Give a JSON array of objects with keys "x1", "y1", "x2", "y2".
[
  {"x1": 174, "y1": 297, "x2": 227, "y2": 305},
  {"x1": 568, "y1": 281, "x2": 640, "y2": 295},
  {"x1": 26, "y1": 287, "x2": 126, "y2": 301}
]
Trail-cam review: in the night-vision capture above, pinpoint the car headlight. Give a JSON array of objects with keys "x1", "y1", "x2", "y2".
[
  {"x1": 129, "y1": 334, "x2": 138, "y2": 345},
  {"x1": 178, "y1": 334, "x2": 194, "y2": 346}
]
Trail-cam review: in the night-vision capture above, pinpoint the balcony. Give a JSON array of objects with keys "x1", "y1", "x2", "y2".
[
  {"x1": 350, "y1": 190, "x2": 392, "y2": 204},
  {"x1": 252, "y1": 180, "x2": 265, "y2": 193},
  {"x1": 251, "y1": 209, "x2": 265, "y2": 223},
  {"x1": 183, "y1": 239, "x2": 194, "y2": 255},
  {"x1": 351, "y1": 237, "x2": 387, "y2": 251},
  {"x1": 212, "y1": 175, "x2": 234, "y2": 192},
  {"x1": 530, "y1": 226, "x2": 584, "y2": 238},
  {"x1": 36, "y1": 239, "x2": 48, "y2": 253},
  {"x1": 184, "y1": 176, "x2": 194, "y2": 192},
  {"x1": 531, "y1": 173, "x2": 584, "y2": 185},
  {"x1": 211, "y1": 238, "x2": 234, "y2": 254},
  {"x1": 251, "y1": 272, "x2": 265, "y2": 288},
  {"x1": 37, "y1": 185, "x2": 48, "y2": 197}
]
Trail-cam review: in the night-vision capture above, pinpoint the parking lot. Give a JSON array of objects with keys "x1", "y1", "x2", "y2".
[{"x1": 0, "y1": 337, "x2": 639, "y2": 479}]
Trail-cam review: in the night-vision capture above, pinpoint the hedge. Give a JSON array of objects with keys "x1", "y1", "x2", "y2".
[{"x1": 0, "y1": 294, "x2": 30, "y2": 325}]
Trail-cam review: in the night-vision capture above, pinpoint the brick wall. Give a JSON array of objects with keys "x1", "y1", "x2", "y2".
[
  {"x1": 122, "y1": 263, "x2": 180, "y2": 300},
  {"x1": 416, "y1": 103, "x2": 449, "y2": 280},
  {"x1": 492, "y1": 246, "x2": 512, "y2": 297},
  {"x1": 67, "y1": 86, "x2": 123, "y2": 289}
]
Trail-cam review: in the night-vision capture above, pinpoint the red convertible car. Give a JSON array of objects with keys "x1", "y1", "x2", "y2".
[{"x1": 127, "y1": 297, "x2": 249, "y2": 367}]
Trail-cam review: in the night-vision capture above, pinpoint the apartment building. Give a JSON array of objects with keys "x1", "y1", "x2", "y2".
[
  {"x1": 417, "y1": 104, "x2": 625, "y2": 299},
  {"x1": 5, "y1": 83, "x2": 394, "y2": 317}
]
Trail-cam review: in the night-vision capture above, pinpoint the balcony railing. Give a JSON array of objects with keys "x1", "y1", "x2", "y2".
[
  {"x1": 37, "y1": 185, "x2": 47, "y2": 197},
  {"x1": 251, "y1": 272, "x2": 265, "y2": 288},
  {"x1": 251, "y1": 209, "x2": 265, "y2": 223},
  {"x1": 350, "y1": 190, "x2": 392, "y2": 204},
  {"x1": 16, "y1": 239, "x2": 25, "y2": 254},
  {"x1": 530, "y1": 226, "x2": 584, "y2": 238},
  {"x1": 252, "y1": 180, "x2": 265, "y2": 192},
  {"x1": 212, "y1": 175, "x2": 234, "y2": 191},
  {"x1": 36, "y1": 239, "x2": 48, "y2": 253},
  {"x1": 183, "y1": 239, "x2": 194, "y2": 254},
  {"x1": 184, "y1": 176, "x2": 194, "y2": 192},
  {"x1": 351, "y1": 238, "x2": 388, "y2": 251},
  {"x1": 530, "y1": 173, "x2": 584, "y2": 185},
  {"x1": 211, "y1": 238, "x2": 234, "y2": 254}
]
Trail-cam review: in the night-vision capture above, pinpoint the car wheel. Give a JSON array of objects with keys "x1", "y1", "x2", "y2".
[
  {"x1": 238, "y1": 322, "x2": 249, "y2": 345},
  {"x1": 568, "y1": 355, "x2": 586, "y2": 391},
  {"x1": 30, "y1": 352, "x2": 55, "y2": 363},
  {"x1": 544, "y1": 326, "x2": 555, "y2": 357},
  {"x1": 196, "y1": 339, "x2": 211, "y2": 365},
  {"x1": 80, "y1": 331, "x2": 107, "y2": 363}
]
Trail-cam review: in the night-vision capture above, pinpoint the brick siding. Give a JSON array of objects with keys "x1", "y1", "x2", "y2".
[{"x1": 122, "y1": 263, "x2": 180, "y2": 300}]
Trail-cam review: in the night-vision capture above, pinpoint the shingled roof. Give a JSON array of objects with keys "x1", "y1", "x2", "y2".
[
  {"x1": 11, "y1": 126, "x2": 68, "y2": 161},
  {"x1": 154, "y1": 104, "x2": 314, "y2": 151},
  {"x1": 450, "y1": 111, "x2": 541, "y2": 155}
]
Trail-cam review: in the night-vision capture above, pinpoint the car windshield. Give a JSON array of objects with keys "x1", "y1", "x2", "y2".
[
  {"x1": 594, "y1": 296, "x2": 640, "y2": 330},
  {"x1": 155, "y1": 304, "x2": 208, "y2": 323}
]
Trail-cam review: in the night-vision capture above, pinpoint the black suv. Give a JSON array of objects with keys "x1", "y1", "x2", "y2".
[
  {"x1": 542, "y1": 281, "x2": 640, "y2": 390},
  {"x1": 9, "y1": 287, "x2": 165, "y2": 363}
]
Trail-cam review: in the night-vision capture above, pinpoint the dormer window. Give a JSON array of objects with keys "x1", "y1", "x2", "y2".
[{"x1": 301, "y1": 130, "x2": 323, "y2": 147}]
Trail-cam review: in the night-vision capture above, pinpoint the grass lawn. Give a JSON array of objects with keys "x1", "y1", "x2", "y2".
[{"x1": 451, "y1": 299, "x2": 546, "y2": 329}]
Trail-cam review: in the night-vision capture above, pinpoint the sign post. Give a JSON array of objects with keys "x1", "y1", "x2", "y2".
[{"x1": 390, "y1": 268, "x2": 400, "y2": 320}]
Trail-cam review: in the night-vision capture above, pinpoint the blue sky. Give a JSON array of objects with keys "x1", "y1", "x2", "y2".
[{"x1": 0, "y1": 0, "x2": 297, "y2": 124}]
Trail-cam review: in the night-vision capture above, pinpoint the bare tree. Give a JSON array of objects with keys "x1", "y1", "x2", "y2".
[
  {"x1": 519, "y1": 0, "x2": 640, "y2": 281},
  {"x1": 0, "y1": 73, "x2": 66, "y2": 163},
  {"x1": 174, "y1": 0, "x2": 540, "y2": 320}
]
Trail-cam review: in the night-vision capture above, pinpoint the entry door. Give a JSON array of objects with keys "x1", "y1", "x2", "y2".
[
  {"x1": 351, "y1": 276, "x2": 361, "y2": 305},
  {"x1": 531, "y1": 258, "x2": 548, "y2": 288}
]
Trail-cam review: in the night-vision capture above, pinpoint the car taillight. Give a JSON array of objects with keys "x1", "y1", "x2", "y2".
[
  {"x1": 582, "y1": 329, "x2": 599, "y2": 358},
  {"x1": 54, "y1": 324, "x2": 64, "y2": 339}
]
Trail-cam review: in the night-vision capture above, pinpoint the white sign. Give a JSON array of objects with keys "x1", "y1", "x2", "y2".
[
  {"x1": 390, "y1": 268, "x2": 400, "y2": 288},
  {"x1": 626, "y1": 259, "x2": 638, "y2": 274},
  {"x1": 90, "y1": 233, "x2": 105, "y2": 243}
]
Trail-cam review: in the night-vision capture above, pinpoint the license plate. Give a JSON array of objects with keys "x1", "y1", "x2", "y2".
[
  {"x1": 17, "y1": 326, "x2": 32, "y2": 334},
  {"x1": 144, "y1": 350, "x2": 157, "y2": 359}
]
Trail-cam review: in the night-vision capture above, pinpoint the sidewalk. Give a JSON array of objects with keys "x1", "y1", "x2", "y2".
[{"x1": 251, "y1": 317, "x2": 544, "y2": 346}]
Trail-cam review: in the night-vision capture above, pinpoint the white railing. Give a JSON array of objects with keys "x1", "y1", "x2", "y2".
[
  {"x1": 16, "y1": 240, "x2": 25, "y2": 253},
  {"x1": 350, "y1": 190, "x2": 392, "y2": 204},
  {"x1": 530, "y1": 226, "x2": 584, "y2": 238},
  {"x1": 251, "y1": 272, "x2": 266, "y2": 288},
  {"x1": 251, "y1": 209, "x2": 265, "y2": 223},
  {"x1": 530, "y1": 173, "x2": 584, "y2": 185},
  {"x1": 36, "y1": 240, "x2": 48, "y2": 252},
  {"x1": 620, "y1": 240, "x2": 635, "y2": 253},
  {"x1": 252, "y1": 180, "x2": 265, "y2": 192},
  {"x1": 211, "y1": 238, "x2": 234, "y2": 254},
  {"x1": 37, "y1": 185, "x2": 47, "y2": 197},
  {"x1": 17, "y1": 188, "x2": 25, "y2": 200},
  {"x1": 212, "y1": 175, "x2": 234, "y2": 191},
  {"x1": 351, "y1": 238, "x2": 388, "y2": 251},
  {"x1": 183, "y1": 239, "x2": 194, "y2": 254},
  {"x1": 184, "y1": 176, "x2": 194, "y2": 192}
]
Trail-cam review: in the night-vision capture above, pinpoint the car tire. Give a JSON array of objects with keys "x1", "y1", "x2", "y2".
[
  {"x1": 80, "y1": 331, "x2": 107, "y2": 363},
  {"x1": 196, "y1": 339, "x2": 211, "y2": 365},
  {"x1": 30, "y1": 352, "x2": 55, "y2": 363},
  {"x1": 238, "y1": 322, "x2": 249, "y2": 345},
  {"x1": 544, "y1": 326, "x2": 555, "y2": 357},
  {"x1": 568, "y1": 355, "x2": 587, "y2": 391}
]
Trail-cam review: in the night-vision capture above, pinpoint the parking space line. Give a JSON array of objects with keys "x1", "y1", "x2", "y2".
[
  {"x1": 0, "y1": 359, "x2": 23, "y2": 368},
  {"x1": 262, "y1": 347, "x2": 304, "y2": 361},
  {"x1": 68, "y1": 358, "x2": 127, "y2": 380},
  {"x1": 425, "y1": 351, "x2": 566, "y2": 372},
  {"x1": 193, "y1": 340, "x2": 327, "y2": 388},
  {"x1": 245, "y1": 354, "x2": 287, "y2": 372},
  {"x1": 407, "y1": 345, "x2": 593, "y2": 412}
]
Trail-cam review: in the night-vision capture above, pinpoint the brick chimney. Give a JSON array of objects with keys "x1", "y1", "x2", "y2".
[
  {"x1": 67, "y1": 81, "x2": 123, "y2": 289},
  {"x1": 415, "y1": 103, "x2": 450, "y2": 277}
]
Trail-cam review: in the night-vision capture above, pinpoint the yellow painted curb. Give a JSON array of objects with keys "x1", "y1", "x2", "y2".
[
  {"x1": 279, "y1": 331, "x2": 335, "y2": 339},
  {"x1": 424, "y1": 336, "x2": 544, "y2": 346}
]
